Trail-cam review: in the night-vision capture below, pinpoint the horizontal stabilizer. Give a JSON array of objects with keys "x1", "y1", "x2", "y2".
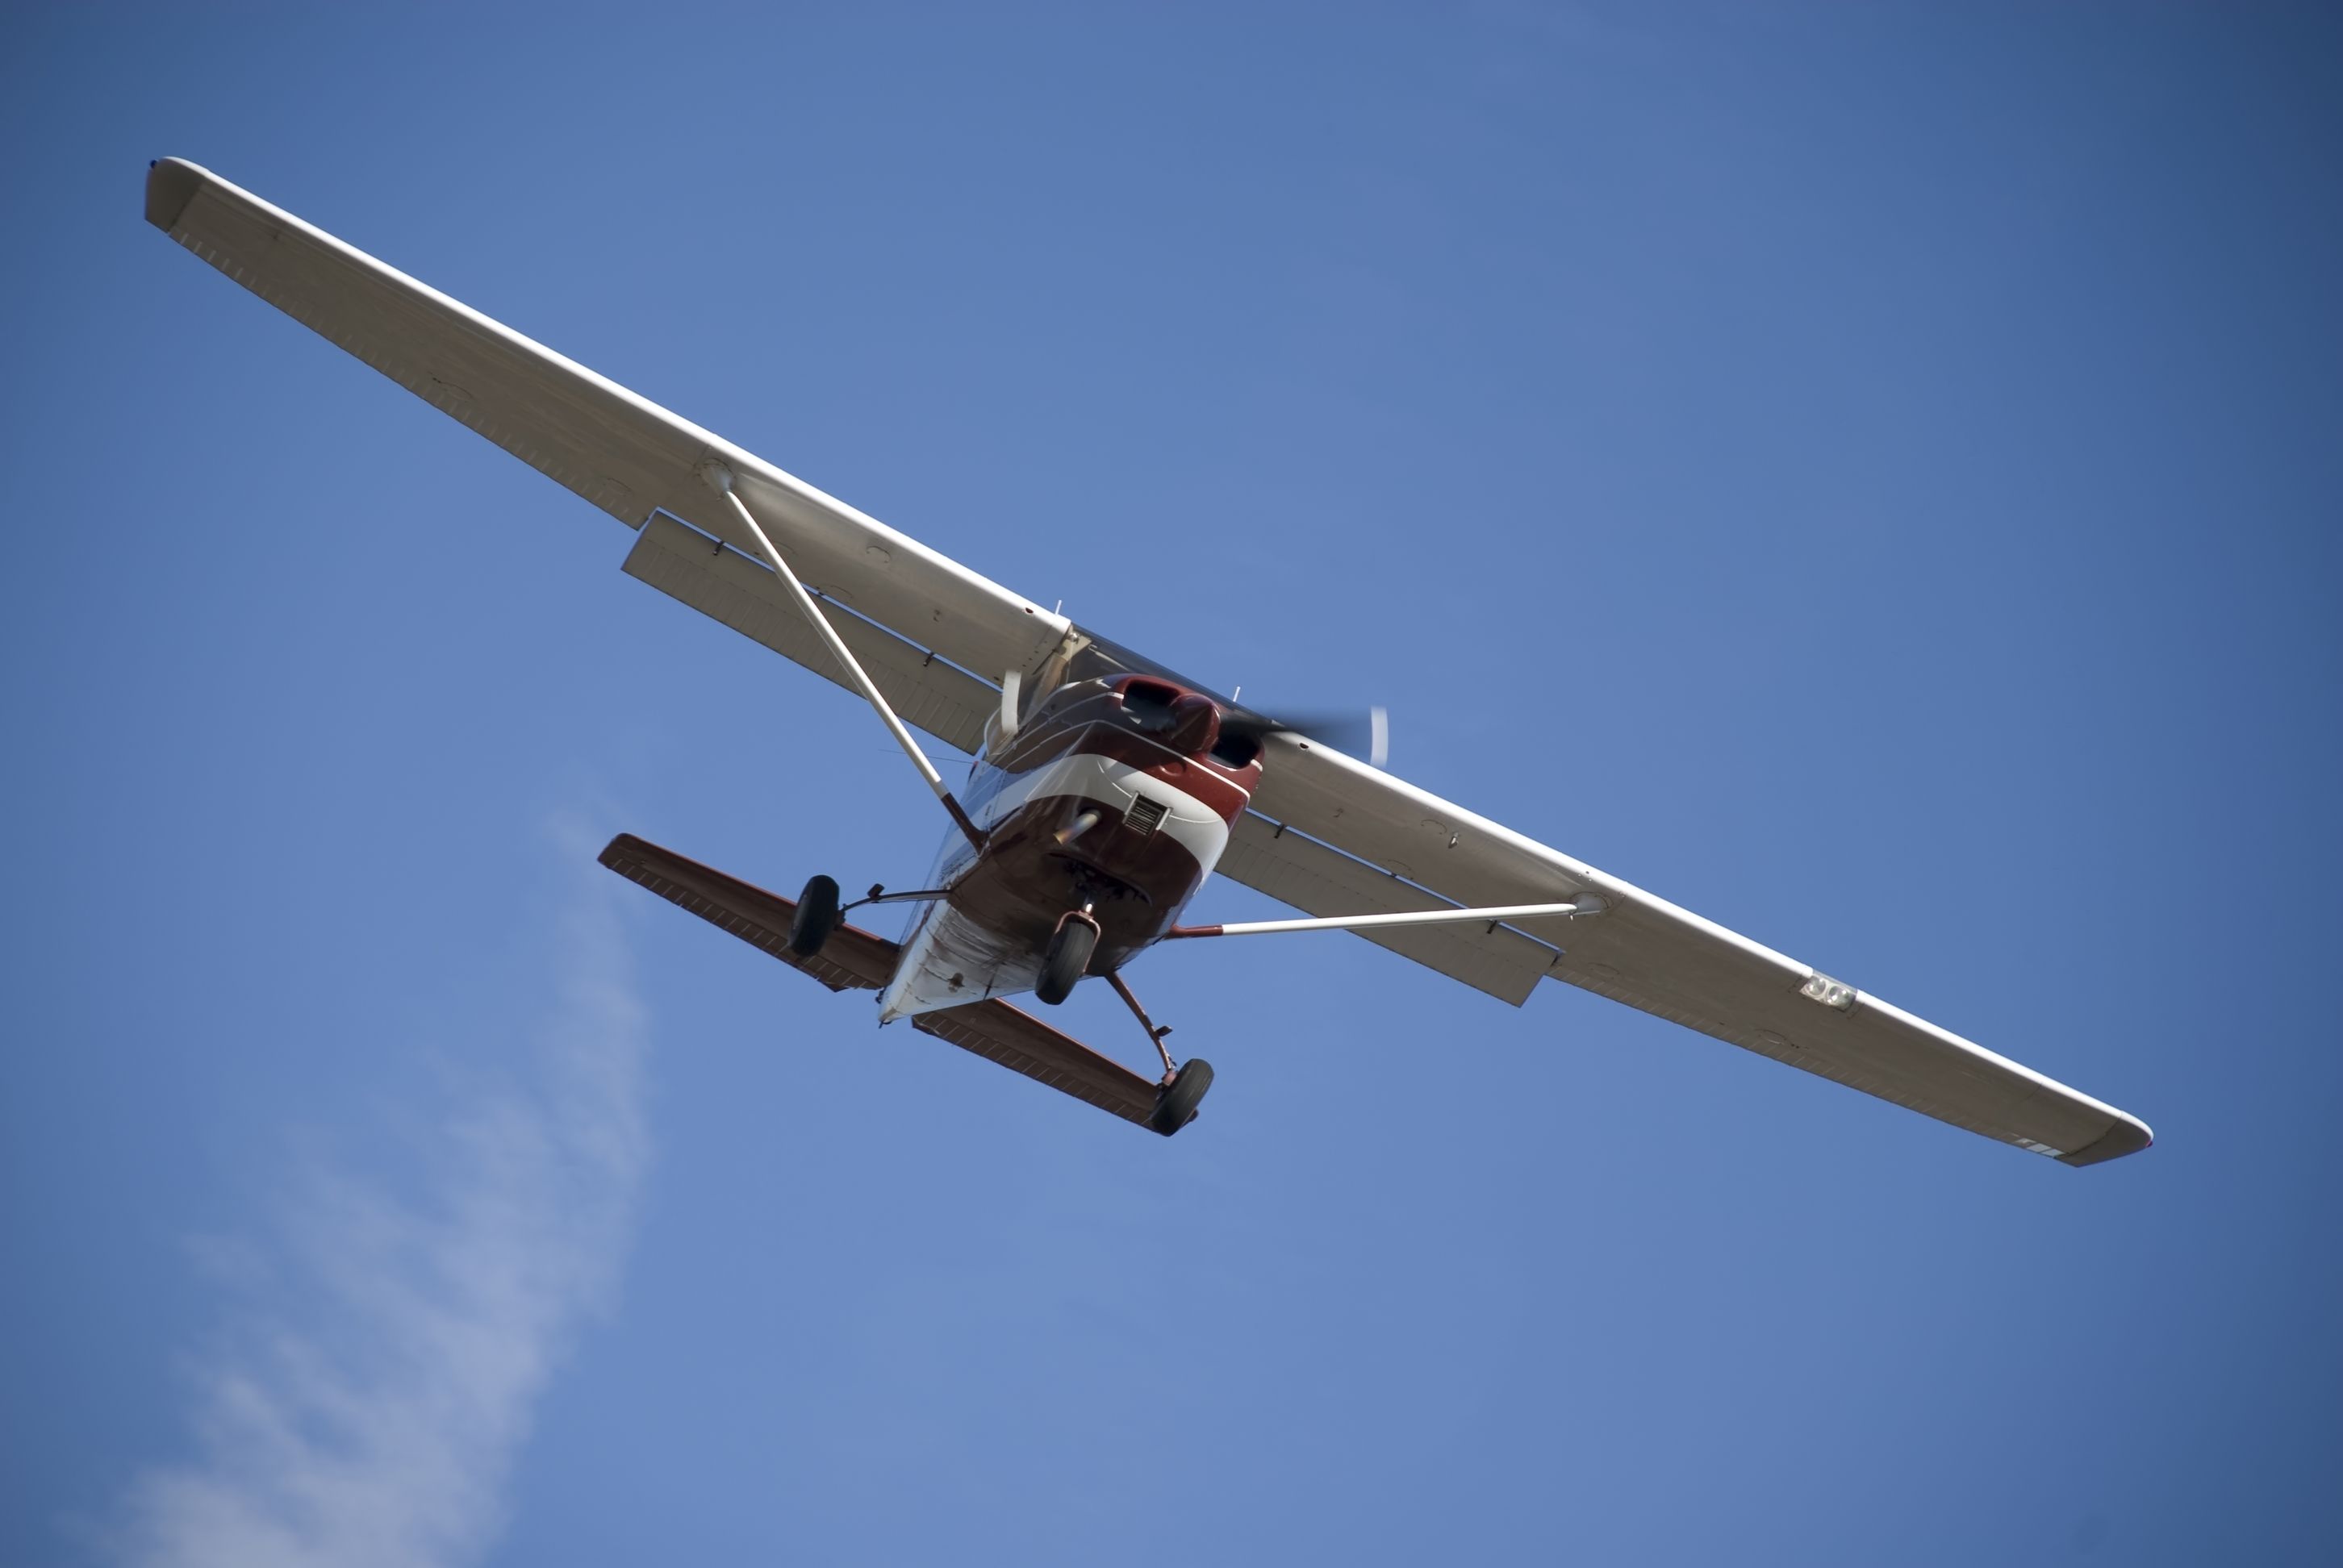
[
  {"x1": 599, "y1": 832, "x2": 896, "y2": 991},
  {"x1": 910, "y1": 1008, "x2": 1161, "y2": 1128},
  {"x1": 597, "y1": 834, "x2": 1165, "y2": 1128}
]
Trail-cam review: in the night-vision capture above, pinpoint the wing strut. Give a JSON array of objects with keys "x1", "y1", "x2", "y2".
[
  {"x1": 700, "y1": 461, "x2": 987, "y2": 851},
  {"x1": 1165, "y1": 895, "x2": 1607, "y2": 940}
]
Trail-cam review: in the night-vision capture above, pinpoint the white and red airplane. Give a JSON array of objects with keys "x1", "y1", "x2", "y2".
[{"x1": 145, "y1": 158, "x2": 2152, "y2": 1161}]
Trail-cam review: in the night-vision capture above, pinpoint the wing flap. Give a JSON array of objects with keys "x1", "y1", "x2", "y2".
[
  {"x1": 1217, "y1": 813, "x2": 1557, "y2": 1005},
  {"x1": 624, "y1": 514, "x2": 996, "y2": 754}
]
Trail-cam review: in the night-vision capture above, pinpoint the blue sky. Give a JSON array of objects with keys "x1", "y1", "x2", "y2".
[{"x1": 5, "y1": 2, "x2": 2339, "y2": 1563}]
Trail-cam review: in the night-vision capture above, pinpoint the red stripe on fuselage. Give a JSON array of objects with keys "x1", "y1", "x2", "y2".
[
  {"x1": 988, "y1": 686, "x2": 1259, "y2": 823},
  {"x1": 913, "y1": 678, "x2": 1263, "y2": 983}
]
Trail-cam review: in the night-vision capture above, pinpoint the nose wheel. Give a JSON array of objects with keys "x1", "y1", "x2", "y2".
[{"x1": 1037, "y1": 910, "x2": 1099, "y2": 1005}]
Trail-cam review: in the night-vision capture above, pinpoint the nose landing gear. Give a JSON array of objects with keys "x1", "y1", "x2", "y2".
[{"x1": 1037, "y1": 909, "x2": 1099, "y2": 1006}]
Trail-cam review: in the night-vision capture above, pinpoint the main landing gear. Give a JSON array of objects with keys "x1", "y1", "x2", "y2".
[
  {"x1": 1100, "y1": 966, "x2": 1213, "y2": 1136},
  {"x1": 791, "y1": 877, "x2": 959, "y2": 960},
  {"x1": 789, "y1": 874, "x2": 842, "y2": 957},
  {"x1": 1150, "y1": 1058, "x2": 1214, "y2": 1136},
  {"x1": 796, "y1": 871, "x2": 1214, "y2": 1136},
  {"x1": 1038, "y1": 909, "x2": 1214, "y2": 1136}
]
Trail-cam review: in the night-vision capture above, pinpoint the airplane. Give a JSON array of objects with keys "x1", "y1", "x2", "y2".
[{"x1": 143, "y1": 157, "x2": 2153, "y2": 1162}]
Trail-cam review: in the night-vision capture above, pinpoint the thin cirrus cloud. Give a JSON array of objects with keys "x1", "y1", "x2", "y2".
[{"x1": 114, "y1": 832, "x2": 652, "y2": 1568}]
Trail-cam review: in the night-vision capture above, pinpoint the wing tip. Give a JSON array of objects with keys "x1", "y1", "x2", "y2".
[
  {"x1": 2055, "y1": 1112, "x2": 2155, "y2": 1168},
  {"x1": 145, "y1": 156, "x2": 209, "y2": 232},
  {"x1": 596, "y1": 831, "x2": 649, "y2": 869}
]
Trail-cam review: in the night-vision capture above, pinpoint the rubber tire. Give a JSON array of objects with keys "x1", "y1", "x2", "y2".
[
  {"x1": 1150, "y1": 1058, "x2": 1213, "y2": 1136},
  {"x1": 789, "y1": 874, "x2": 842, "y2": 957},
  {"x1": 1035, "y1": 918, "x2": 1097, "y2": 1006}
]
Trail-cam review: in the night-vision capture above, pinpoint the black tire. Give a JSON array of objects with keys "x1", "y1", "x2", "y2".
[
  {"x1": 1149, "y1": 1057, "x2": 1214, "y2": 1136},
  {"x1": 1035, "y1": 918, "x2": 1097, "y2": 1006},
  {"x1": 789, "y1": 874, "x2": 841, "y2": 957}
]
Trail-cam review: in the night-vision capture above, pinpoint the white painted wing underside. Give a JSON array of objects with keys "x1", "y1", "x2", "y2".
[
  {"x1": 144, "y1": 158, "x2": 1071, "y2": 699},
  {"x1": 1218, "y1": 815, "x2": 1560, "y2": 1005},
  {"x1": 623, "y1": 515, "x2": 997, "y2": 755},
  {"x1": 1246, "y1": 740, "x2": 2150, "y2": 1166},
  {"x1": 148, "y1": 159, "x2": 2151, "y2": 1166}
]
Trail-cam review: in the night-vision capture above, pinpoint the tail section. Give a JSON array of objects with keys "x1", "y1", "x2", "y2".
[
  {"x1": 597, "y1": 835, "x2": 1179, "y2": 1132},
  {"x1": 599, "y1": 833, "x2": 896, "y2": 991}
]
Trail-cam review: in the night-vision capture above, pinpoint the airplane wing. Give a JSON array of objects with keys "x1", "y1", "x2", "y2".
[
  {"x1": 1217, "y1": 811, "x2": 1560, "y2": 1004},
  {"x1": 598, "y1": 835, "x2": 1165, "y2": 1127},
  {"x1": 1238, "y1": 740, "x2": 2151, "y2": 1166},
  {"x1": 151, "y1": 160, "x2": 2150, "y2": 1166},
  {"x1": 145, "y1": 158, "x2": 1067, "y2": 744},
  {"x1": 621, "y1": 513, "x2": 998, "y2": 754}
]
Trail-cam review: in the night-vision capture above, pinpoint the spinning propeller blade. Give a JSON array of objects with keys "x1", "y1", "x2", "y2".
[{"x1": 1221, "y1": 704, "x2": 1389, "y2": 769}]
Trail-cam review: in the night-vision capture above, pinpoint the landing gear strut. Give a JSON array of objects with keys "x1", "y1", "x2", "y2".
[{"x1": 1103, "y1": 969, "x2": 1213, "y2": 1136}]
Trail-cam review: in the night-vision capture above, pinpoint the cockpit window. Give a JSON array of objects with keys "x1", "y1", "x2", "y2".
[
  {"x1": 1120, "y1": 679, "x2": 1179, "y2": 732},
  {"x1": 1209, "y1": 729, "x2": 1260, "y2": 769}
]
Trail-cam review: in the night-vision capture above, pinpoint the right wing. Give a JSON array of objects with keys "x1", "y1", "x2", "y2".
[
  {"x1": 1216, "y1": 813, "x2": 1559, "y2": 1004},
  {"x1": 1241, "y1": 737, "x2": 2154, "y2": 1167}
]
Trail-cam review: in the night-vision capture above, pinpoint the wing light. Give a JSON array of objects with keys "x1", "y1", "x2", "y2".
[{"x1": 1800, "y1": 972, "x2": 1859, "y2": 1011}]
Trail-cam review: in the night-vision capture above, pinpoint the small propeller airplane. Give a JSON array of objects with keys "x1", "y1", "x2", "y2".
[{"x1": 144, "y1": 158, "x2": 2153, "y2": 1162}]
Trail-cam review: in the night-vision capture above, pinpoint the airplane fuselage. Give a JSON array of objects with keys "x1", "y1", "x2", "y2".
[{"x1": 878, "y1": 675, "x2": 1263, "y2": 1020}]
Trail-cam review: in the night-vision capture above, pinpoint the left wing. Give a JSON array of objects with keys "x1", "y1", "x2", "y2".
[
  {"x1": 622, "y1": 514, "x2": 997, "y2": 754},
  {"x1": 145, "y1": 158, "x2": 1070, "y2": 705}
]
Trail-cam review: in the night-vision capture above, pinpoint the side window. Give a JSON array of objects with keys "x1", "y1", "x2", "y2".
[{"x1": 1120, "y1": 679, "x2": 1178, "y2": 732}]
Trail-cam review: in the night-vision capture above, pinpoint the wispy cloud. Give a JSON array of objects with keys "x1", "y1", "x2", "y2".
[{"x1": 115, "y1": 832, "x2": 651, "y2": 1568}]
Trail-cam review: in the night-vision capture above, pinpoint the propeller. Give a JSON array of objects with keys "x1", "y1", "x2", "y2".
[{"x1": 1219, "y1": 703, "x2": 1389, "y2": 769}]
